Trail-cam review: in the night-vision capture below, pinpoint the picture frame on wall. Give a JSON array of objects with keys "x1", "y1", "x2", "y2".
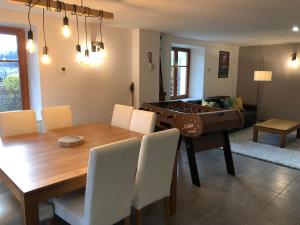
[{"x1": 218, "y1": 51, "x2": 230, "y2": 78}]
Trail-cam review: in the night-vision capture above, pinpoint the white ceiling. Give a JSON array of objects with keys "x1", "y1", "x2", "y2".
[{"x1": 3, "y1": 0, "x2": 300, "y2": 46}]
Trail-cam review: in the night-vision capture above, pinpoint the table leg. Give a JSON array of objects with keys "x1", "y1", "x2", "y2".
[
  {"x1": 280, "y1": 134, "x2": 286, "y2": 148},
  {"x1": 169, "y1": 135, "x2": 182, "y2": 215},
  {"x1": 185, "y1": 137, "x2": 200, "y2": 187},
  {"x1": 223, "y1": 131, "x2": 235, "y2": 175},
  {"x1": 253, "y1": 127, "x2": 258, "y2": 142},
  {"x1": 21, "y1": 196, "x2": 39, "y2": 225},
  {"x1": 297, "y1": 129, "x2": 300, "y2": 138}
]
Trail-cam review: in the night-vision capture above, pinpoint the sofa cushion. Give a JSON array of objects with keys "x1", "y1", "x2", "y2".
[
  {"x1": 235, "y1": 97, "x2": 244, "y2": 110},
  {"x1": 220, "y1": 98, "x2": 234, "y2": 109}
]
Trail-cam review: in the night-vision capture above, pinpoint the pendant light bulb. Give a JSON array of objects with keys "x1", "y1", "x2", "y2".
[
  {"x1": 75, "y1": 44, "x2": 83, "y2": 63},
  {"x1": 41, "y1": 46, "x2": 51, "y2": 64},
  {"x1": 83, "y1": 49, "x2": 90, "y2": 65},
  {"x1": 26, "y1": 30, "x2": 35, "y2": 54},
  {"x1": 62, "y1": 16, "x2": 71, "y2": 38}
]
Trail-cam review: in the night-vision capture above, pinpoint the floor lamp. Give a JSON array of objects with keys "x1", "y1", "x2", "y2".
[{"x1": 254, "y1": 71, "x2": 272, "y2": 121}]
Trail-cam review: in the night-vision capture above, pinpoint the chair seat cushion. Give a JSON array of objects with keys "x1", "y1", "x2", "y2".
[
  {"x1": 0, "y1": 192, "x2": 53, "y2": 225},
  {"x1": 53, "y1": 190, "x2": 85, "y2": 225}
]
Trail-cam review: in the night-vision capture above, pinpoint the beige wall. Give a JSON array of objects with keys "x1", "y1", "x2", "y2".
[
  {"x1": 161, "y1": 35, "x2": 239, "y2": 100},
  {"x1": 132, "y1": 29, "x2": 160, "y2": 107},
  {"x1": 0, "y1": 8, "x2": 133, "y2": 124},
  {"x1": 237, "y1": 44, "x2": 300, "y2": 120}
]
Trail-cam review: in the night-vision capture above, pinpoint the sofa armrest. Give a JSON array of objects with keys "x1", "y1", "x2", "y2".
[{"x1": 243, "y1": 104, "x2": 257, "y2": 111}]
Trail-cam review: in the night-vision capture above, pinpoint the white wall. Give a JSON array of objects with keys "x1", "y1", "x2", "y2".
[
  {"x1": 189, "y1": 47, "x2": 205, "y2": 99},
  {"x1": 0, "y1": 8, "x2": 133, "y2": 124},
  {"x1": 132, "y1": 29, "x2": 160, "y2": 107},
  {"x1": 161, "y1": 35, "x2": 239, "y2": 100}
]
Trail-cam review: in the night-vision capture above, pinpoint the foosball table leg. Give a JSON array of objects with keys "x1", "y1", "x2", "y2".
[
  {"x1": 222, "y1": 131, "x2": 236, "y2": 175},
  {"x1": 184, "y1": 137, "x2": 201, "y2": 187}
]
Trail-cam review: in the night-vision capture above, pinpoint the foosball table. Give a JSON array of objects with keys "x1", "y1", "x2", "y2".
[{"x1": 142, "y1": 101, "x2": 243, "y2": 187}]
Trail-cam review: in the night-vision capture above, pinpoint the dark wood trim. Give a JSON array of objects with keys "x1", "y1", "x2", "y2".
[
  {"x1": 170, "y1": 47, "x2": 190, "y2": 100},
  {"x1": 0, "y1": 59, "x2": 19, "y2": 62},
  {"x1": 0, "y1": 26, "x2": 30, "y2": 110}
]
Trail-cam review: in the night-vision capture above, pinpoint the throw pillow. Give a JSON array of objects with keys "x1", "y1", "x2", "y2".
[
  {"x1": 209, "y1": 101, "x2": 221, "y2": 108},
  {"x1": 235, "y1": 97, "x2": 244, "y2": 110},
  {"x1": 221, "y1": 98, "x2": 234, "y2": 109},
  {"x1": 201, "y1": 100, "x2": 212, "y2": 107}
]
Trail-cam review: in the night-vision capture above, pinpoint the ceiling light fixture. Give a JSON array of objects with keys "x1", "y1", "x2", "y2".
[
  {"x1": 292, "y1": 53, "x2": 297, "y2": 61},
  {"x1": 97, "y1": 10, "x2": 107, "y2": 61},
  {"x1": 62, "y1": 3, "x2": 71, "y2": 38},
  {"x1": 289, "y1": 52, "x2": 298, "y2": 69},
  {"x1": 74, "y1": 9, "x2": 83, "y2": 63},
  {"x1": 41, "y1": 8, "x2": 51, "y2": 64},
  {"x1": 292, "y1": 26, "x2": 299, "y2": 32},
  {"x1": 83, "y1": 15, "x2": 90, "y2": 65},
  {"x1": 26, "y1": 0, "x2": 37, "y2": 53},
  {"x1": 20, "y1": 0, "x2": 113, "y2": 66}
]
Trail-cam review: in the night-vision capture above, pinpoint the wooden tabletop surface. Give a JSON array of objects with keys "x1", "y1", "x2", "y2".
[
  {"x1": 0, "y1": 122, "x2": 143, "y2": 195},
  {"x1": 255, "y1": 118, "x2": 300, "y2": 131}
]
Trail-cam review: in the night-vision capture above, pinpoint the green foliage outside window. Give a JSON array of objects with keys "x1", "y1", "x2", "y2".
[{"x1": 0, "y1": 74, "x2": 22, "y2": 111}]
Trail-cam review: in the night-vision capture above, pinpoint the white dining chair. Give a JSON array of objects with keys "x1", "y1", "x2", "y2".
[
  {"x1": 42, "y1": 105, "x2": 73, "y2": 131},
  {"x1": 129, "y1": 110, "x2": 156, "y2": 134},
  {"x1": 0, "y1": 191, "x2": 54, "y2": 225},
  {"x1": 132, "y1": 128, "x2": 180, "y2": 225},
  {"x1": 0, "y1": 110, "x2": 38, "y2": 138},
  {"x1": 0, "y1": 110, "x2": 38, "y2": 196},
  {"x1": 111, "y1": 104, "x2": 134, "y2": 129},
  {"x1": 53, "y1": 138, "x2": 141, "y2": 225}
]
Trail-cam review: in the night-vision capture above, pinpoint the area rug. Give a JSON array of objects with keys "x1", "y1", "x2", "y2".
[{"x1": 230, "y1": 127, "x2": 300, "y2": 169}]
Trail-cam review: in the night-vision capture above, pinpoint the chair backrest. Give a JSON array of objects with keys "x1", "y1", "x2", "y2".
[
  {"x1": 83, "y1": 138, "x2": 140, "y2": 225},
  {"x1": 129, "y1": 110, "x2": 156, "y2": 134},
  {"x1": 132, "y1": 128, "x2": 180, "y2": 210},
  {"x1": 111, "y1": 104, "x2": 134, "y2": 129},
  {"x1": 0, "y1": 110, "x2": 37, "y2": 138},
  {"x1": 42, "y1": 105, "x2": 73, "y2": 131}
]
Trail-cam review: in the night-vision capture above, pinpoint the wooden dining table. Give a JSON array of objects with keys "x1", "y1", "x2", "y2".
[{"x1": 0, "y1": 122, "x2": 178, "y2": 225}]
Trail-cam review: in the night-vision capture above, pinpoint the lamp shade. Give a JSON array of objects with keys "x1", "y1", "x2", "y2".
[{"x1": 254, "y1": 71, "x2": 272, "y2": 81}]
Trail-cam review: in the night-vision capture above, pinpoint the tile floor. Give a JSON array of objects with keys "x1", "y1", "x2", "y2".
[{"x1": 56, "y1": 144, "x2": 300, "y2": 225}]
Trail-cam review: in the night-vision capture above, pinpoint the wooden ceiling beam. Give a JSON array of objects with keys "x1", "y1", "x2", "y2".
[{"x1": 7, "y1": 0, "x2": 114, "y2": 19}]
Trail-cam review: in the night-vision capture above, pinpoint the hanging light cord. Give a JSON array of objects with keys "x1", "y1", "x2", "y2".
[
  {"x1": 42, "y1": 8, "x2": 47, "y2": 47},
  {"x1": 99, "y1": 10, "x2": 103, "y2": 42},
  {"x1": 76, "y1": 13, "x2": 80, "y2": 45},
  {"x1": 27, "y1": 0, "x2": 41, "y2": 31},
  {"x1": 84, "y1": 16, "x2": 88, "y2": 49},
  {"x1": 63, "y1": 2, "x2": 67, "y2": 17}
]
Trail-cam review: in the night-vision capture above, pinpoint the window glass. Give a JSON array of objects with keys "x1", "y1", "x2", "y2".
[
  {"x1": 177, "y1": 67, "x2": 187, "y2": 96},
  {"x1": 0, "y1": 34, "x2": 18, "y2": 60},
  {"x1": 178, "y1": 51, "x2": 188, "y2": 66},
  {"x1": 170, "y1": 67, "x2": 174, "y2": 96},
  {"x1": 171, "y1": 50, "x2": 175, "y2": 66},
  {"x1": 170, "y1": 48, "x2": 190, "y2": 99},
  {"x1": 0, "y1": 33, "x2": 22, "y2": 111},
  {"x1": 0, "y1": 62, "x2": 21, "y2": 111}
]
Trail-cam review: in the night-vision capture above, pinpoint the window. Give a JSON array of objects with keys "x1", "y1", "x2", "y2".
[
  {"x1": 170, "y1": 47, "x2": 190, "y2": 99},
  {"x1": 0, "y1": 27, "x2": 29, "y2": 111}
]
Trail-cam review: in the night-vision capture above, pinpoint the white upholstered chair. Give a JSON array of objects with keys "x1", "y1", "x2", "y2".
[
  {"x1": 129, "y1": 110, "x2": 156, "y2": 134},
  {"x1": 0, "y1": 110, "x2": 37, "y2": 138},
  {"x1": 111, "y1": 104, "x2": 134, "y2": 129},
  {"x1": 42, "y1": 105, "x2": 73, "y2": 131},
  {"x1": 0, "y1": 191, "x2": 53, "y2": 225},
  {"x1": 132, "y1": 128, "x2": 180, "y2": 225},
  {"x1": 53, "y1": 138, "x2": 141, "y2": 225}
]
